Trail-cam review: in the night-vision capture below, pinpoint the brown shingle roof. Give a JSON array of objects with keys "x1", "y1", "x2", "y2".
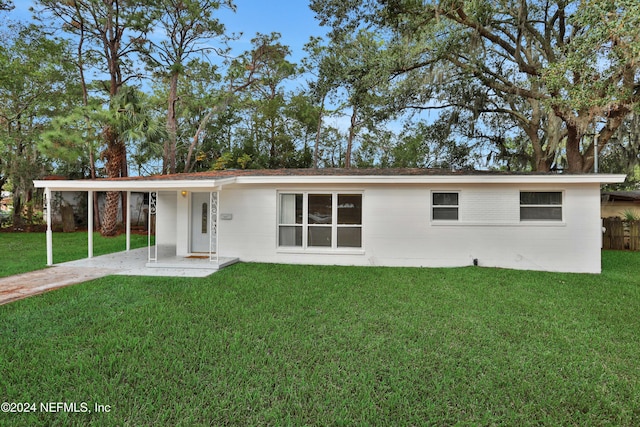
[
  {"x1": 61, "y1": 167, "x2": 557, "y2": 182},
  {"x1": 602, "y1": 191, "x2": 640, "y2": 202}
]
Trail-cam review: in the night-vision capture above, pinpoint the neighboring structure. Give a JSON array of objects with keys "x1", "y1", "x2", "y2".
[
  {"x1": 0, "y1": 190, "x2": 10, "y2": 213},
  {"x1": 601, "y1": 191, "x2": 640, "y2": 219},
  {"x1": 49, "y1": 191, "x2": 149, "y2": 228},
  {"x1": 0, "y1": 191, "x2": 11, "y2": 227},
  {"x1": 34, "y1": 168, "x2": 626, "y2": 274}
]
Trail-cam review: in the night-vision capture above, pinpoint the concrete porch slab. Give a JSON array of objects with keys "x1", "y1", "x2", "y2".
[{"x1": 58, "y1": 247, "x2": 237, "y2": 277}]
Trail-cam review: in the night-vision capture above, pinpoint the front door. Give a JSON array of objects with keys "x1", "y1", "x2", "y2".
[{"x1": 191, "y1": 192, "x2": 215, "y2": 253}]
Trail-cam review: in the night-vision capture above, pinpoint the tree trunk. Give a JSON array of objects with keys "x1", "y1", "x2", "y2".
[
  {"x1": 184, "y1": 108, "x2": 214, "y2": 173},
  {"x1": 12, "y1": 194, "x2": 23, "y2": 230},
  {"x1": 89, "y1": 150, "x2": 100, "y2": 229},
  {"x1": 313, "y1": 98, "x2": 325, "y2": 168},
  {"x1": 346, "y1": 105, "x2": 357, "y2": 168},
  {"x1": 524, "y1": 99, "x2": 552, "y2": 172},
  {"x1": 25, "y1": 189, "x2": 33, "y2": 227},
  {"x1": 120, "y1": 149, "x2": 128, "y2": 228},
  {"x1": 268, "y1": 117, "x2": 277, "y2": 168},
  {"x1": 165, "y1": 72, "x2": 179, "y2": 174},
  {"x1": 525, "y1": 126, "x2": 552, "y2": 172},
  {"x1": 101, "y1": 191, "x2": 120, "y2": 236},
  {"x1": 101, "y1": 126, "x2": 125, "y2": 236},
  {"x1": 565, "y1": 123, "x2": 584, "y2": 173}
]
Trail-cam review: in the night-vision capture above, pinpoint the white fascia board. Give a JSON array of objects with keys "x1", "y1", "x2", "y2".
[
  {"x1": 33, "y1": 173, "x2": 626, "y2": 191},
  {"x1": 33, "y1": 177, "x2": 237, "y2": 192},
  {"x1": 233, "y1": 174, "x2": 627, "y2": 186}
]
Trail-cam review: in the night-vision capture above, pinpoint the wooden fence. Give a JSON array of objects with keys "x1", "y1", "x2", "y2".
[{"x1": 603, "y1": 218, "x2": 640, "y2": 251}]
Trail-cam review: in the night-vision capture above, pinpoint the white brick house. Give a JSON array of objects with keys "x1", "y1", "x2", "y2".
[{"x1": 34, "y1": 168, "x2": 625, "y2": 273}]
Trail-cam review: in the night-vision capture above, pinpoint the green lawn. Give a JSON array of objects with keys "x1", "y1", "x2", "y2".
[
  {"x1": 0, "y1": 232, "x2": 149, "y2": 277},
  {"x1": 0, "y1": 237, "x2": 639, "y2": 425}
]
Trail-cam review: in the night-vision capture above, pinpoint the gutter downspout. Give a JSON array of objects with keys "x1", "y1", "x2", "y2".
[{"x1": 594, "y1": 133, "x2": 599, "y2": 173}]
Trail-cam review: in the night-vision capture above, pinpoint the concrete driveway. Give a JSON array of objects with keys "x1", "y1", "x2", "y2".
[
  {"x1": 0, "y1": 247, "x2": 227, "y2": 305},
  {"x1": 0, "y1": 267, "x2": 116, "y2": 305}
]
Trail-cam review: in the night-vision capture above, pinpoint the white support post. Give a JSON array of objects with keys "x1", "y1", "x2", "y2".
[
  {"x1": 216, "y1": 190, "x2": 220, "y2": 265},
  {"x1": 209, "y1": 191, "x2": 219, "y2": 264},
  {"x1": 88, "y1": 190, "x2": 94, "y2": 258},
  {"x1": 45, "y1": 188, "x2": 53, "y2": 266},
  {"x1": 148, "y1": 192, "x2": 151, "y2": 261},
  {"x1": 126, "y1": 190, "x2": 131, "y2": 251},
  {"x1": 209, "y1": 191, "x2": 214, "y2": 262},
  {"x1": 148, "y1": 191, "x2": 157, "y2": 262}
]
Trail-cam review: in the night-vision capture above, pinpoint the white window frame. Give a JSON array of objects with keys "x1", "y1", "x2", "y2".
[
  {"x1": 519, "y1": 191, "x2": 563, "y2": 222},
  {"x1": 431, "y1": 191, "x2": 460, "y2": 222},
  {"x1": 277, "y1": 193, "x2": 304, "y2": 247},
  {"x1": 277, "y1": 191, "x2": 364, "y2": 251}
]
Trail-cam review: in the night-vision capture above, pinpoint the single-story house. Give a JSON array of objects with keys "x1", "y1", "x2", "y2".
[
  {"x1": 601, "y1": 190, "x2": 640, "y2": 219},
  {"x1": 34, "y1": 168, "x2": 625, "y2": 274}
]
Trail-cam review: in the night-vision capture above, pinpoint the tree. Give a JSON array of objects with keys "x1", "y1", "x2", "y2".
[
  {"x1": 231, "y1": 33, "x2": 304, "y2": 168},
  {"x1": 311, "y1": 126, "x2": 346, "y2": 168},
  {"x1": 183, "y1": 33, "x2": 302, "y2": 171},
  {"x1": 599, "y1": 113, "x2": 640, "y2": 187},
  {"x1": 35, "y1": 0, "x2": 155, "y2": 235},
  {"x1": 180, "y1": 36, "x2": 279, "y2": 173},
  {"x1": 174, "y1": 62, "x2": 239, "y2": 171},
  {"x1": 388, "y1": 119, "x2": 476, "y2": 169},
  {"x1": 311, "y1": 0, "x2": 640, "y2": 173},
  {"x1": 0, "y1": 23, "x2": 78, "y2": 228},
  {"x1": 137, "y1": 0, "x2": 235, "y2": 175},
  {"x1": 303, "y1": 37, "x2": 339, "y2": 168},
  {"x1": 304, "y1": 31, "x2": 395, "y2": 168}
]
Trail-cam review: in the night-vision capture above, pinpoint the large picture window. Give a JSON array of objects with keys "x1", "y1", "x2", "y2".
[
  {"x1": 520, "y1": 191, "x2": 562, "y2": 221},
  {"x1": 278, "y1": 192, "x2": 363, "y2": 249}
]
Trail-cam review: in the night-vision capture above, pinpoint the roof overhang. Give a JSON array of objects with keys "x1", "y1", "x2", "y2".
[
  {"x1": 33, "y1": 177, "x2": 238, "y2": 192},
  {"x1": 34, "y1": 173, "x2": 626, "y2": 192},
  {"x1": 232, "y1": 174, "x2": 626, "y2": 186}
]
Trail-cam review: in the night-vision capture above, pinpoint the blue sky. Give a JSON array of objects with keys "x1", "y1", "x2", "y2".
[
  {"x1": 217, "y1": 1, "x2": 328, "y2": 61},
  {"x1": 9, "y1": 0, "x2": 328, "y2": 63}
]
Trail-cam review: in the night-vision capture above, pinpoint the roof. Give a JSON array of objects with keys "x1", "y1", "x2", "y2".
[
  {"x1": 70, "y1": 168, "x2": 558, "y2": 180},
  {"x1": 602, "y1": 191, "x2": 640, "y2": 202},
  {"x1": 34, "y1": 168, "x2": 627, "y2": 191}
]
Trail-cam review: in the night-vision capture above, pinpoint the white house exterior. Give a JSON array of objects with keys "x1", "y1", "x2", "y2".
[{"x1": 34, "y1": 168, "x2": 626, "y2": 274}]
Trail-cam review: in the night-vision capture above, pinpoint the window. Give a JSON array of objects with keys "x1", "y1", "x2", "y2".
[
  {"x1": 520, "y1": 191, "x2": 562, "y2": 221},
  {"x1": 432, "y1": 192, "x2": 459, "y2": 220},
  {"x1": 278, "y1": 193, "x2": 363, "y2": 249},
  {"x1": 278, "y1": 194, "x2": 303, "y2": 246},
  {"x1": 308, "y1": 194, "x2": 332, "y2": 247},
  {"x1": 201, "y1": 203, "x2": 208, "y2": 233}
]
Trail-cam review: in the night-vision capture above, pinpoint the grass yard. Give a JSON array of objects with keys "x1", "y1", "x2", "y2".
[
  {"x1": 0, "y1": 243, "x2": 639, "y2": 425},
  {"x1": 0, "y1": 232, "x2": 148, "y2": 277}
]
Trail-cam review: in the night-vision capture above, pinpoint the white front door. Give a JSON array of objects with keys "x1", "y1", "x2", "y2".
[{"x1": 191, "y1": 192, "x2": 215, "y2": 253}]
